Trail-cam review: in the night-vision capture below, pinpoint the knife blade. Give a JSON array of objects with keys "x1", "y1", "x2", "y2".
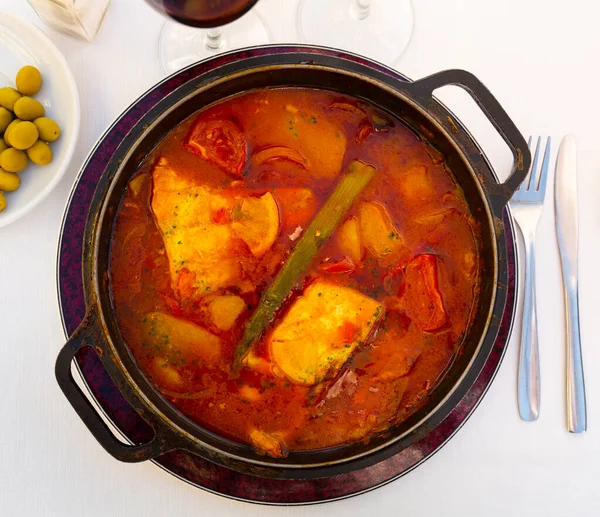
[{"x1": 554, "y1": 134, "x2": 587, "y2": 433}]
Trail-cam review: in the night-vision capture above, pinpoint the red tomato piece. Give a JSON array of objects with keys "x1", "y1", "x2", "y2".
[
  {"x1": 211, "y1": 207, "x2": 231, "y2": 225},
  {"x1": 176, "y1": 268, "x2": 196, "y2": 300},
  {"x1": 400, "y1": 254, "x2": 447, "y2": 332},
  {"x1": 355, "y1": 120, "x2": 374, "y2": 143},
  {"x1": 319, "y1": 257, "x2": 356, "y2": 274},
  {"x1": 183, "y1": 118, "x2": 247, "y2": 177},
  {"x1": 339, "y1": 321, "x2": 360, "y2": 343},
  {"x1": 163, "y1": 294, "x2": 185, "y2": 319}
]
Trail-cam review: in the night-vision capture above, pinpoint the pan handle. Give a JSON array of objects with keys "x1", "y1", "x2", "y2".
[
  {"x1": 55, "y1": 312, "x2": 177, "y2": 463},
  {"x1": 404, "y1": 69, "x2": 531, "y2": 213}
]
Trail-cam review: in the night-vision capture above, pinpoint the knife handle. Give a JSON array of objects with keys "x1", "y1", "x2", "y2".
[
  {"x1": 517, "y1": 231, "x2": 541, "y2": 421},
  {"x1": 564, "y1": 279, "x2": 587, "y2": 433}
]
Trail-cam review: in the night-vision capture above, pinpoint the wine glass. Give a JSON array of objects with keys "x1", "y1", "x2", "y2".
[
  {"x1": 145, "y1": 0, "x2": 272, "y2": 74},
  {"x1": 297, "y1": 0, "x2": 414, "y2": 66}
]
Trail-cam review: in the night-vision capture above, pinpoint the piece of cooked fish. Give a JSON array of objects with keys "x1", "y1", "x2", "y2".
[
  {"x1": 268, "y1": 280, "x2": 384, "y2": 386},
  {"x1": 151, "y1": 158, "x2": 279, "y2": 299}
]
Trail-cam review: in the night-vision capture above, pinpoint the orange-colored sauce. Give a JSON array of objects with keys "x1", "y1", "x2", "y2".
[{"x1": 109, "y1": 88, "x2": 482, "y2": 456}]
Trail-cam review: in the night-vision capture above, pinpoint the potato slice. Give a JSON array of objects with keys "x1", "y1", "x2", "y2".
[
  {"x1": 398, "y1": 164, "x2": 435, "y2": 203},
  {"x1": 269, "y1": 280, "x2": 383, "y2": 386},
  {"x1": 337, "y1": 216, "x2": 362, "y2": 263},
  {"x1": 150, "y1": 357, "x2": 185, "y2": 391},
  {"x1": 142, "y1": 312, "x2": 221, "y2": 366},
  {"x1": 231, "y1": 192, "x2": 280, "y2": 257},
  {"x1": 248, "y1": 429, "x2": 286, "y2": 458},
  {"x1": 242, "y1": 91, "x2": 347, "y2": 179},
  {"x1": 239, "y1": 385, "x2": 261, "y2": 402},
  {"x1": 358, "y1": 201, "x2": 404, "y2": 258},
  {"x1": 243, "y1": 350, "x2": 272, "y2": 375},
  {"x1": 209, "y1": 295, "x2": 246, "y2": 331},
  {"x1": 272, "y1": 187, "x2": 318, "y2": 230}
]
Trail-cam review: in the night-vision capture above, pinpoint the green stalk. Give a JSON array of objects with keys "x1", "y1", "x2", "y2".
[{"x1": 233, "y1": 160, "x2": 376, "y2": 369}]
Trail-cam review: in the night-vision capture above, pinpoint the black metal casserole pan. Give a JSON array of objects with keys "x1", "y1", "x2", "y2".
[{"x1": 55, "y1": 46, "x2": 529, "y2": 480}]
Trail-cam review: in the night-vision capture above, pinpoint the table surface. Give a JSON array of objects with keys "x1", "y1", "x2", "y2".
[{"x1": 1, "y1": 0, "x2": 599, "y2": 515}]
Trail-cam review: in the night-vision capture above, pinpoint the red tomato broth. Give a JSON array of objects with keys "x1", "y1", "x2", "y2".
[{"x1": 109, "y1": 88, "x2": 483, "y2": 456}]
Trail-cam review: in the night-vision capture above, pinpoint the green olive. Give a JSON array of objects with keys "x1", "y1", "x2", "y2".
[
  {"x1": 33, "y1": 117, "x2": 60, "y2": 142},
  {"x1": 27, "y1": 140, "x2": 52, "y2": 165},
  {"x1": 0, "y1": 140, "x2": 7, "y2": 154},
  {"x1": 10, "y1": 121, "x2": 38, "y2": 150},
  {"x1": 0, "y1": 107, "x2": 12, "y2": 134},
  {"x1": 3, "y1": 119, "x2": 20, "y2": 146},
  {"x1": 15, "y1": 65, "x2": 42, "y2": 96},
  {"x1": 0, "y1": 87, "x2": 22, "y2": 111},
  {"x1": 13, "y1": 97, "x2": 45, "y2": 121},
  {"x1": 0, "y1": 191, "x2": 6, "y2": 212},
  {"x1": 0, "y1": 148, "x2": 28, "y2": 172},
  {"x1": 0, "y1": 167, "x2": 20, "y2": 192}
]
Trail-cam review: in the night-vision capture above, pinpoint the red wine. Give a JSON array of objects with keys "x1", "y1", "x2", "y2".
[{"x1": 146, "y1": 0, "x2": 260, "y2": 28}]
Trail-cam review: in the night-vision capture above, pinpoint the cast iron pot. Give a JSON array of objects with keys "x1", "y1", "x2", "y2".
[{"x1": 55, "y1": 46, "x2": 530, "y2": 480}]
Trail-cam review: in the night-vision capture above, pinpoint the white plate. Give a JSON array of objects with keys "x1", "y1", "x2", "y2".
[{"x1": 0, "y1": 13, "x2": 80, "y2": 227}]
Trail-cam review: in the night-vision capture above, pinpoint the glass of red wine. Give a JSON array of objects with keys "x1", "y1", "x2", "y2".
[
  {"x1": 145, "y1": 0, "x2": 271, "y2": 74},
  {"x1": 297, "y1": 0, "x2": 414, "y2": 66}
]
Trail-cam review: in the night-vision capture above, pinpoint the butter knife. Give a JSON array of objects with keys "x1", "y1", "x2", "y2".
[{"x1": 555, "y1": 135, "x2": 587, "y2": 433}]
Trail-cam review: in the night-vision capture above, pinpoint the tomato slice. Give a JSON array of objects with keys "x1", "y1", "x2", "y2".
[
  {"x1": 339, "y1": 321, "x2": 360, "y2": 343},
  {"x1": 399, "y1": 254, "x2": 447, "y2": 332},
  {"x1": 355, "y1": 120, "x2": 374, "y2": 143},
  {"x1": 211, "y1": 207, "x2": 231, "y2": 225},
  {"x1": 183, "y1": 118, "x2": 247, "y2": 177},
  {"x1": 175, "y1": 268, "x2": 196, "y2": 300}
]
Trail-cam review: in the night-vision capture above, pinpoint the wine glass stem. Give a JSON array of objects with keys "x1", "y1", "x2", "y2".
[
  {"x1": 205, "y1": 28, "x2": 224, "y2": 51},
  {"x1": 351, "y1": 0, "x2": 371, "y2": 20}
]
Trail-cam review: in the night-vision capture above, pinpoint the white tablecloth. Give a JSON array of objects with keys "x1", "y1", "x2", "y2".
[{"x1": 1, "y1": 0, "x2": 599, "y2": 515}]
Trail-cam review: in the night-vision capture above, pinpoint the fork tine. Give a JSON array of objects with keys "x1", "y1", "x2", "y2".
[
  {"x1": 536, "y1": 137, "x2": 552, "y2": 193},
  {"x1": 527, "y1": 136, "x2": 541, "y2": 190}
]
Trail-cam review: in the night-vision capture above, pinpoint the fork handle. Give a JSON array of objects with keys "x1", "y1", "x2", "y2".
[
  {"x1": 563, "y1": 277, "x2": 587, "y2": 433},
  {"x1": 517, "y1": 229, "x2": 541, "y2": 421}
]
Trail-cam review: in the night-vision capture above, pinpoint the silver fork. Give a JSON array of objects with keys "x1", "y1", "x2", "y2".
[{"x1": 510, "y1": 136, "x2": 552, "y2": 421}]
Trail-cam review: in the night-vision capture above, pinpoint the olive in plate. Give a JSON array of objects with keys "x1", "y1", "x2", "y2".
[
  {"x1": 16, "y1": 65, "x2": 42, "y2": 96},
  {"x1": 0, "y1": 107, "x2": 12, "y2": 133},
  {"x1": 0, "y1": 87, "x2": 22, "y2": 111},
  {"x1": 0, "y1": 167, "x2": 20, "y2": 192},
  {"x1": 9, "y1": 121, "x2": 39, "y2": 150},
  {"x1": 3, "y1": 119, "x2": 20, "y2": 146},
  {"x1": 27, "y1": 140, "x2": 52, "y2": 165},
  {"x1": 33, "y1": 117, "x2": 60, "y2": 142},
  {"x1": 13, "y1": 97, "x2": 45, "y2": 121},
  {"x1": 0, "y1": 191, "x2": 6, "y2": 212},
  {"x1": 0, "y1": 148, "x2": 28, "y2": 172}
]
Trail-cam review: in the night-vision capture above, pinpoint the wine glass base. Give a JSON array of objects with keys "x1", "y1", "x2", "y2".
[
  {"x1": 158, "y1": 11, "x2": 272, "y2": 75},
  {"x1": 297, "y1": 0, "x2": 414, "y2": 66}
]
